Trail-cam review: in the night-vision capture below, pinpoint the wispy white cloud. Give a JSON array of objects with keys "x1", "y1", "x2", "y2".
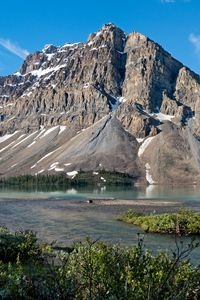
[
  {"x1": 189, "y1": 33, "x2": 200, "y2": 58},
  {"x1": 0, "y1": 38, "x2": 29, "y2": 59},
  {"x1": 161, "y1": 0, "x2": 191, "y2": 3},
  {"x1": 161, "y1": 0, "x2": 175, "y2": 3}
]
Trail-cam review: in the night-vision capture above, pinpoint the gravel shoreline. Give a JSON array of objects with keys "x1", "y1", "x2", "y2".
[{"x1": 39, "y1": 197, "x2": 200, "y2": 217}]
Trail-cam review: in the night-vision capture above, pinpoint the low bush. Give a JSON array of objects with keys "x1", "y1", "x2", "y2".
[
  {"x1": 0, "y1": 228, "x2": 200, "y2": 299},
  {"x1": 0, "y1": 228, "x2": 41, "y2": 262},
  {"x1": 120, "y1": 208, "x2": 200, "y2": 235}
]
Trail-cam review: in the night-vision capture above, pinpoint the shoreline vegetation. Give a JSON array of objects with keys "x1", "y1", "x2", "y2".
[
  {"x1": 0, "y1": 227, "x2": 200, "y2": 299},
  {"x1": 0, "y1": 171, "x2": 135, "y2": 187},
  {"x1": 119, "y1": 209, "x2": 200, "y2": 235}
]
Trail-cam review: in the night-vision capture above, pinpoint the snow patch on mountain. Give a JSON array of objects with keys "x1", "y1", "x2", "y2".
[
  {"x1": 67, "y1": 171, "x2": 78, "y2": 178},
  {"x1": 0, "y1": 131, "x2": 19, "y2": 144},
  {"x1": 109, "y1": 96, "x2": 128, "y2": 111},
  {"x1": 138, "y1": 136, "x2": 155, "y2": 157},
  {"x1": 150, "y1": 112, "x2": 174, "y2": 122},
  {"x1": 40, "y1": 126, "x2": 59, "y2": 138},
  {"x1": 145, "y1": 163, "x2": 156, "y2": 185},
  {"x1": 36, "y1": 150, "x2": 57, "y2": 164},
  {"x1": 29, "y1": 64, "x2": 67, "y2": 78}
]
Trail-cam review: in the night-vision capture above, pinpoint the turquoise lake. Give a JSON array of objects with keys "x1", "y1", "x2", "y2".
[{"x1": 0, "y1": 185, "x2": 200, "y2": 263}]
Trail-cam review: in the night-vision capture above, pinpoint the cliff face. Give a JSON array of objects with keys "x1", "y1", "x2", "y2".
[
  {"x1": 0, "y1": 24, "x2": 127, "y2": 134},
  {"x1": 1, "y1": 23, "x2": 200, "y2": 184}
]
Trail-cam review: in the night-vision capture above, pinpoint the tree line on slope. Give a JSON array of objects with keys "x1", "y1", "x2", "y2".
[{"x1": 0, "y1": 170, "x2": 134, "y2": 187}]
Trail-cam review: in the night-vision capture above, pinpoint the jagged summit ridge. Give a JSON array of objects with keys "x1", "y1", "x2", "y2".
[{"x1": 1, "y1": 24, "x2": 200, "y2": 184}]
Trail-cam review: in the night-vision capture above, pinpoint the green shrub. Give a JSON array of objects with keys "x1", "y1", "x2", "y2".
[
  {"x1": 0, "y1": 228, "x2": 41, "y2": 262},
  {"x1": 0, "y1": 229, "x2": 199, "y2": 299},
  {"x1": 120, "y1": 209, "x2": 200, "y2": 235}
]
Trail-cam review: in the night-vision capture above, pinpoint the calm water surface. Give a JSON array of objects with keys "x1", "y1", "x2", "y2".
[{"x1": 0, "y1": 185, "x2": 200, "y2": 263}]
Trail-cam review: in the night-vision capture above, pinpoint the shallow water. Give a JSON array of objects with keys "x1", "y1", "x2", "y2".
[
  {"x1": 1, "y1": 184, "x2": 200, "y2": 201},
  {"x1": 0, "y1": 185, "x2": 200, "y2": 263}
]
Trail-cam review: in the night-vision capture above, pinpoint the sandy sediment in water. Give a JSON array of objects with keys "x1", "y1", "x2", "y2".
[
  {"x1": 84, "y1": 198, "x2": 200, "y2": 215},
  {"x1": 92, "y1": 199, "x2": 180, "y2": 206}
]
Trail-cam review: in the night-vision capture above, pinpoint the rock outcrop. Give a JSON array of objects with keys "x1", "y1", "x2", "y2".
[
  {"x1": 1, "y1": 23, "x2": 200, "y2": 184},
  {"x1": 0, "y1": 116, "x2": 144, "y2": 179}
]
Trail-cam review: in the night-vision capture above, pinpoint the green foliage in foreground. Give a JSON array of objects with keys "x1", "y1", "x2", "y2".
[
  {"x1": 120, "y1": 209, "x2": 200, "y2": 235},
  {"x1": 0, "y1": 170, "x2": 134, "y2": 188},
  {"x1": 0, "y1": 228, "x2": 200, "y2": 299},
  {"x1": 0, "y1": 227, "x2": 41, "y2": 262}
]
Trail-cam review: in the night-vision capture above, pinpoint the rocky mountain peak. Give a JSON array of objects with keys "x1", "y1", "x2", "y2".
[
  {"x1": 42, "y1": 44, "x2": 57, "y2": 54},
  {"x1": 87, "y1": 23, "x2": 127, "y2": 52},
  {"x1": 1, "y1": 24, "x2": 200, "y2": 184},
  {"x1": 125, "y1": 31, "x2": 147, "y2": 50}
]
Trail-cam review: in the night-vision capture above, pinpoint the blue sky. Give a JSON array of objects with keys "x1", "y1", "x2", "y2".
[{"x1": 0, "y1": 0, "x2": 200, "y2": 76}]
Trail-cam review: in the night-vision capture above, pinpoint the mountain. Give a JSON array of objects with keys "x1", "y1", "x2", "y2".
[{"x1": 1, "y1": 23, "x2": 200, "y2": 184}]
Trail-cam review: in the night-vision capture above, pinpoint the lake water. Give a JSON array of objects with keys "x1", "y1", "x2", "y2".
[{"x1": 0, "y1": 185, "x2": 200, "y2": 263}]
